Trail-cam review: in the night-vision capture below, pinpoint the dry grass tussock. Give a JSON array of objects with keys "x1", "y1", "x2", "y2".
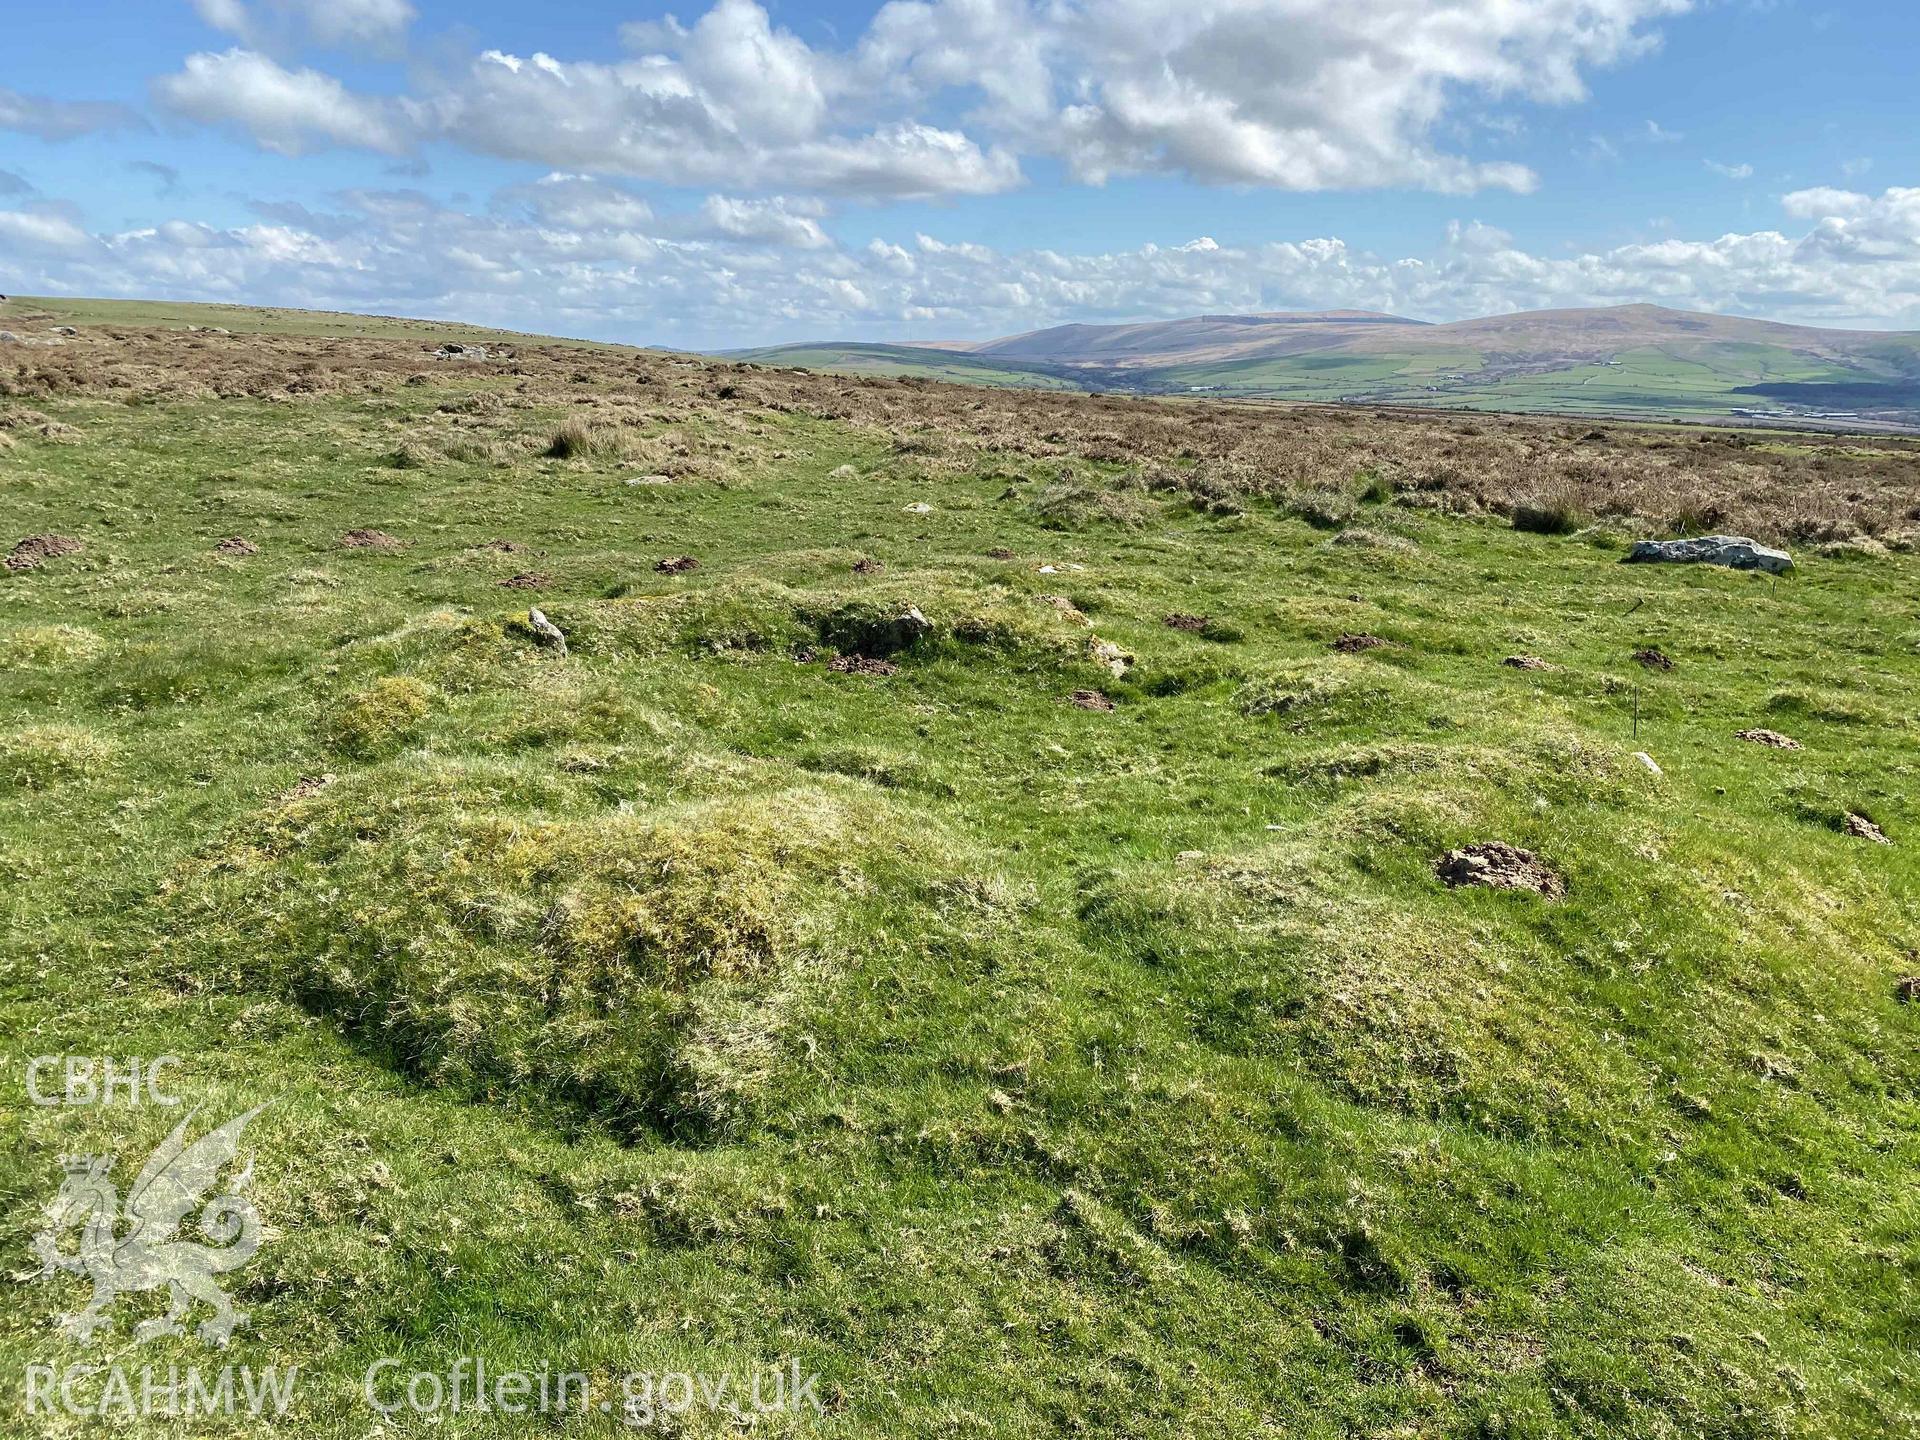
[{"x1": 8, "y1": 323, "x2": 1920, "y2": 542}]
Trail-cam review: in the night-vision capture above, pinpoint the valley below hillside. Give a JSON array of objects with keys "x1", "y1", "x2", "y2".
[{"x1": 738, "y1": 303, "x2": 1920, "y2": 432}]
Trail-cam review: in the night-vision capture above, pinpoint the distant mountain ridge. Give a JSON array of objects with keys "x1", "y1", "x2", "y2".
[{"x1": 735, "y1": 303, "x2": 1920, "y2": 429}]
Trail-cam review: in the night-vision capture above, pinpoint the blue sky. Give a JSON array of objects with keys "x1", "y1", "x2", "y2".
[{"x1": 2, "y1": 0, "x2": 1917, "y2": 348}]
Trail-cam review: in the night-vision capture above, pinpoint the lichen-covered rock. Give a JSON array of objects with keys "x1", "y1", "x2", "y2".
[{"x1": 1623, "y1": 535, "x2": 1793, "y2": 575}]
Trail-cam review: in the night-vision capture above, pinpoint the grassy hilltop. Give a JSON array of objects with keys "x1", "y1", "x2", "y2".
[{"x1": 2, "y1": 296, "x2": 1919, "y2": 1437}]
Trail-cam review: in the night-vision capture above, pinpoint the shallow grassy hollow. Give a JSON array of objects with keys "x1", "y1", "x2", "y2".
[{"x1": 1, "y1": 340, "x2": 1917, "y2": 1438}]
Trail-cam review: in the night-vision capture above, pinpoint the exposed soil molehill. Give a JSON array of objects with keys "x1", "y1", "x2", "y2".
[
  {"x1": 214, "y1": 536, "x2": 259, "y2": 556},
  {"x1": 1333, "y1": 633, "x2": 1387, "y2": 653},
  {"x1": 829, "y1": 654, "x2": 899, "y2": 677},
  {"x1": 498, "y1": 572, "x2": 551, "y2": 590},
  {"x1": 1503, "y1": 655, "x2": 1552, "y2": 671},
  {"x1": 1736, "y1": 728, "x2": 1803, "y2": 750},
  {"x1": 340, "y1": 529, "x2": 404, "y2": 551},
  {"x1": 477, "y1": 538, "x2": 528, "y2": 554},
  {"x1": 656, "y1": 555, "x2": 699, "y2": 575},
  {"x1": 1164, "y1": 613, "x2": 1210, "y2": 632},
  {"x1": 276, "y1": 773, "x2": 336, "y2": 805},
  {"x1": 853, "y1": 557, "x2": 884, "y2": 575},
  {"x1": 1633, "y1": 647, "x2": 1675, "y2": 671},
  {"x1": 1069, "y1": 689, "x2": 1115, "y2": 712},
  {"x1": 1436, "y1": 841, "x2": 1565, "y2": 898},
  {"x1": 1845, "y1": 813, "x2": 1891, "y2": 845},
  {"x1": 987, "y1": 547, "x2": 1015, "y2": 561},
  {"x1": 5, "y1": 534, "x2": 84, "y2": 571},
  {"x1": 1897, "y1": 977, "x2": 1920, "y2": 1004}
]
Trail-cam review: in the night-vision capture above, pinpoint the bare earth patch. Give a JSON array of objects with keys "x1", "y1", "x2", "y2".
[
  {"x1": 275, "y1": 773, "x2": 337, "y2": 805},
  {"x1": 1503, "y1": 655, "x2": 1553, "y2": 671},
  {"x1": 1633, "y1": 647, "x2": 1675, "y2": 672},
  {"x1": 656, "y1": 555, "x2": 700, "y2": 575},
  {"x1": 341, "y1": 529, "x2": 404, "y2": 551},
  {"x1": 497, "y1": 572, "x2": 551, "y2": 590},
  {"x1": 1069, "y1": 689, "x2": 1115, "y2": 712},
  {"x1": 1736, "y1": 728, "x2": 1803, "y2": 750},
  {"x1": 830, "y1": 654, "x2": 899, "y2": 677},
  {"x1": 1436, "y1": 841, "x2": 1565, "y2": 898},
  {"x1": 1164, "y1": 613, "x2": 1210, "y2": 632},
  {"x1": 214, "y1": 536, "x2": 259, "y2": 556},
  {"x1": 1333, "y1": 633, "x2": 1388, "y2": 654},
  {"x1": 5, "y1": 534, "x2": 83, "y2": 572}
]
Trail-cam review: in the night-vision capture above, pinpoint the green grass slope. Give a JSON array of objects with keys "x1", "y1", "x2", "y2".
[{"x1": 1, "y1": 333, "x2": 1918, "y2": 1436}]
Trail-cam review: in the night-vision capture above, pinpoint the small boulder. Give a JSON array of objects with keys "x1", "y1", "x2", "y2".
[
  {"x1": 527, "y1": 607, "x2": 568, "y2": 655},
  {"x1": 1623, "y1": 535, "x2": 1793, "y2": 576},
  {"x1": 1845, "y1": 813, "x2": 1891, "y2": 845},
  {"x1": 1089, "y1": 637, "x2": 1132, "y2": 676}
]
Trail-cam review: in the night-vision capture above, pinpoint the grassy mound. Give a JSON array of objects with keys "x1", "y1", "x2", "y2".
[{"x1": 171, "y1": 763, "x2": 966, "y2": 1139}]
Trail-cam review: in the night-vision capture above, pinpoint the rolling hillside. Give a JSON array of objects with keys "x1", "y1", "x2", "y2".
[{"x1": 740, "y1": 304, "x2": 1920, "y2": 429}]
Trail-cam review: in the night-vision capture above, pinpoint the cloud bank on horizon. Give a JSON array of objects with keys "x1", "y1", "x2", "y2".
[{"x1": 0, "y1": 0, "x2": 1916, "y2": 347}]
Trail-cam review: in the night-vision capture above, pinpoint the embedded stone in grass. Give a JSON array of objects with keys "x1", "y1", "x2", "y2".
[
  {"x1": 1069, "y1": 689, "x2": 1115, "y2": 712},
  {"x1": 1844, "y1": 813, "x2": 1891, "y2": 845},
  {"x1": 655, "y1": 555, "x2": 699, "y2": 575},
  {"x1": 1736, "y1": 728, "x2": 1802, "y2": 750},
  {"x1": 1502, "y1": 655, "x2": 1552, "y2": 671},
  {"x1": 1633, "y1": 647, "x2": 1675, "y2": 671},
  {"x1": 1436, "y1": 841, "x2": 1564, "y2": 898},
  {"x1": 340, "y1": 528, "x2": 404, "y2": 551},
  {"x1": 214, "y1": 536, "x2": 259, "y2": 556},
  {"x1": 829, "y1": 654, "x2": 899, "y2": 677},
  {"x1": 1624, "y1": 535, "x2": 1793, "y2": 575},
  {"x1": 5, "y1": 534, "x2": 83, "y2": 571},
  {"x1": 1332, "y1": 633, "x2": 1387, "y2": 654},
  {"x1": 498, "y1": 572, "x2": 551, "y2": 589},
  {"x1": 1090, "y1": 637, "x2": 1132, "y2": 676},
  {"x1": 527, "y1": 607, "x2": 568, "y2": 655}
]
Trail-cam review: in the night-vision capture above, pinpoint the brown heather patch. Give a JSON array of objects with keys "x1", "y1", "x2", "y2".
[{"x1": 6, "y1": 325, "x2": 1920, "y2": 542}]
